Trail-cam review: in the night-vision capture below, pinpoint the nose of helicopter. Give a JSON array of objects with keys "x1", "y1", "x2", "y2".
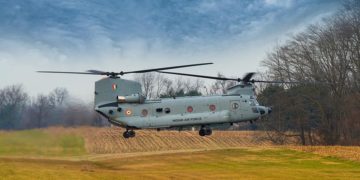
[
  {"x1": 259, "y1": 107, "x2": 266, "y2": 115},
  {"x1": 257, "y1": 106, "x2": 272, "y2": 116}
]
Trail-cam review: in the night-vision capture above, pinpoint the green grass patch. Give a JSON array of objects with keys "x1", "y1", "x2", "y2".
[
  {"x1": 0, "y1": 129, "x2": 86, "y2": 156},
  {"x1": 0, "y1": 148, "x2": 359, "y2": 179},
  {"x1": 93, "y1": 148, "x2": 360, "y2": 179}
]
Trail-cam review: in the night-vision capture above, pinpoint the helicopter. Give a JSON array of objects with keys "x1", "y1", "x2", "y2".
[{"x1": 38, "y1": 63, "x2": 289, "y2": 138}]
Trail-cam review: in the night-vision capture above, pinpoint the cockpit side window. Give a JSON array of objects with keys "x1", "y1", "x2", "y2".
[{"x1": 249, "y1": 100, "x2": 256, "y2": 106}]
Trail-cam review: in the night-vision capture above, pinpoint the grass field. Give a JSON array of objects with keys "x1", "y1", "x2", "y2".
[
  {"x1": 0, "y1": 127, "x2": 359, "y2": 179},
  {"x1": 0, "y1": 129, "x2": 86, "y2": 157}
]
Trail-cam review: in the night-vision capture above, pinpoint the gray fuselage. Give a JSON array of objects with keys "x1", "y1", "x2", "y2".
[{"x1": 96, "y1": 94, "x2": 269, "y2": 129}]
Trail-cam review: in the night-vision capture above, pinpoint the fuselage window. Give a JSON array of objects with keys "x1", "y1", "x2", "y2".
[
  {"x1": 156, "y1": 108, "x2": 163, "y2": 113},
  {"x1": 165, "y1": 108, "x2": 171, "y2": 114}
]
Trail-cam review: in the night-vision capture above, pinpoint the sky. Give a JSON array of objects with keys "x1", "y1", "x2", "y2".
[{"x1": 0, "y1": 0, "x2": 342, "y2": 101}]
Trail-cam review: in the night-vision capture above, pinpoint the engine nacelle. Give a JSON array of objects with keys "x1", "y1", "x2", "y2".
[{"x1": 117, "y1": 94, "x2": 145, "y2": 104}]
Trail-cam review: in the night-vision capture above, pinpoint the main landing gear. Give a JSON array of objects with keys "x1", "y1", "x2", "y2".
[
  {"x1": 199, "y1": 126, "x2": 212, "y2": 136},
  {"x1": 123, "y1": 129, "x2": 135, "y2": 138}
]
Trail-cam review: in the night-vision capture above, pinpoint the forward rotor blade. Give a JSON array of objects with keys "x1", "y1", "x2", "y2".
[
  {"x1": 122, "y1": 62, "x2": 213, "y2": 75},
  {"x1": 37, "y1": 71, "x2": 100, "y2": 75},
  {"x1": 158, "y1": 70, "x2": 306, "y2": 84},
  {"x1": 158, "y1": 71, "x2": 240, "y2": 81}
]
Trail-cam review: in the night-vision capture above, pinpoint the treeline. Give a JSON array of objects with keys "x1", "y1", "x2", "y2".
[
  {"x1": 258, "y1": 0, "x2": 360, "y2": 145},
  {"x1": 0, "y1": 85, "x2": 107, "y2": 130},
  {"x1": 134, "y1": 72, "x2": 236, "y2": 99},
  {"x1": 0, "y1": 74, "x2": 234, "y2": 130}
]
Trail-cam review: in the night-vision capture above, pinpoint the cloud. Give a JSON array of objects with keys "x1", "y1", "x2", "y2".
[
  {"x1": 0, "y1": 0, "x2": 341, "y2": 55},
  {"x1": 0, "y1": 0, "x2": 342, "y2": 100},
  {"x1": 264, "y1": 0, "x2": 294, "y2": 8}
]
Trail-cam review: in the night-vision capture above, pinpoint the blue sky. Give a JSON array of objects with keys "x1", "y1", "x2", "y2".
[{"x1": 0, "y1": 0, "x2": 342, "y2": 100}]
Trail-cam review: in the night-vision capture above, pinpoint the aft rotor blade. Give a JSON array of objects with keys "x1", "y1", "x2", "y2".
[
  {"x1": 122, "y1": 62, "x2": 213, "y2": 75},
  {"x1": 37, "y1": 71, "x2": 100, "y2": 75},
  {"x1": 242, "y1": 72, "x2": 256, "y2": 83},
  {"x1": 158, "y1": 71, "x2": 240, "y2": 81},
  {"x1": 86, "y1": 70, "x2": 108, "y2": 74}
]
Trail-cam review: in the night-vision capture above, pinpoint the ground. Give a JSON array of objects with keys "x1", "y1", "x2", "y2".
[{"x1": 0, "y1": 127, "x2": 359, "y2": 179}]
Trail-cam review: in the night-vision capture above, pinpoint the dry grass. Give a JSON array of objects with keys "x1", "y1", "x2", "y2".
[
  {"x1": 71, "y1": 127, "x2": 274, "y2": 154},
  {"x1": 4, "y1": 127, "x2": 360, "y2": 160},
  {"x1": 287, "y1": 146, "x2": 360, "y2": 162},
  {"x1": 1, "y1": 127, "x2": 360, "y2": 179},
  {"x1": 0, "y1": 128, "x2": 85, "y2": 157},
  {"x1": 1, "y1": 148, "x2": 359, "y2": 180},
  {"x1": 49, "y1": 127, "x2": 360, "y2": 163}
]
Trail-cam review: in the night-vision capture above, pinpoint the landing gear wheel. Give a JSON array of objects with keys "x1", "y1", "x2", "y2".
[
  {"x1": 199, "y1": 127, "x2": 212, "y2": 136},
  {"x1": 129, "y1": 130, "x2": 135, "y2": 138},
  {"x1": 199, "y1": 129, "x2": 206, "y2": 136},
  {"x1": 205, "y1": 128, "x2": 212, "y2": 136},
  {"x1": 123, "y1": 130, "x2": 136, "y2": 138},
  {"x1": 123, "y1": 131, "x2": 130, "y2": 138}
]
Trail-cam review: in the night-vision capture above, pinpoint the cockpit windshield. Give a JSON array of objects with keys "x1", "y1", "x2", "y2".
[{"x1": 249, "y1": 99, "x2": 259, "y2": 106}]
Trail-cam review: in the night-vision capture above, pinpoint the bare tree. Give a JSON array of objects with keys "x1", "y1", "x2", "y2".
[
  {"x1": 208, "y1": 73, "x2": 236, "y2": 95},
  {"x1": 62, "y1": 101, "x2": 96, "y2": 127},
  {"x1": 154, "y1": 74, "x2": 168, "y2": 99},
  {"x1": 48, "y1": 87, "x2": 69, "y2": 107},
  {"x1": 30, "y1": 94, "x2": 55, "y2": 128},
  {"x1": 134, "y1": 72, "x2": 156, "y2": 99},
  {"x1": 0, "y1": 85, "x2": 28, "y2": 129},
  {"x1": 162, "y1": 78, "x2": 174, "y2": 97},
  {"x1": 174, "y1": 77, "x2": 185, "y2": 93},
  {"x1": 260, "y1": 0, "x2": 360, "y2": 145}
]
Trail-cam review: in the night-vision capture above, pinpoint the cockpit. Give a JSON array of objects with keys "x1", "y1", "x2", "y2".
[{"x1": 249, "y1": 99, "x2": 259, "y2": 106}]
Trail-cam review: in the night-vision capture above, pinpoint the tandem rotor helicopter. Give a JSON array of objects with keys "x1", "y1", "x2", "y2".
[{"x1": 38, "y1": 62, "x2": 294, "y2": 138}]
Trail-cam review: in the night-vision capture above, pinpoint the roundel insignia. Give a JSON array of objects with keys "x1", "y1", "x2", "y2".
[
  {"x1": 187, "y1": 106, "x2": 193, "y2": 113},
  {"x1": 112, "y1": 83, "x2": 117, "y2": 91},
  {"x1": 209, "y1": 104, "x2": 216, "y2": 111},
  {"x1": 125, "y1": 109, "x2": 132, "y2": 116}
]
